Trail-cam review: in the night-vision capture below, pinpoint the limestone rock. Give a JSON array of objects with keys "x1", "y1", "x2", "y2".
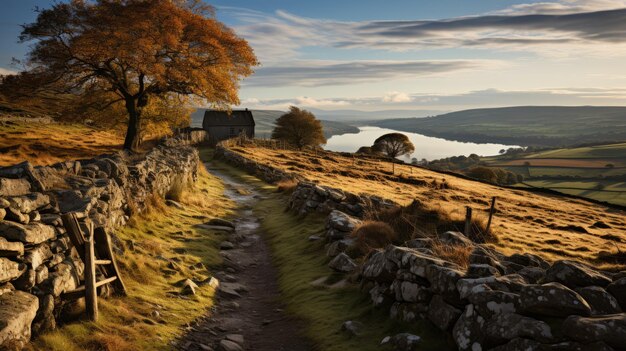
[
  {"x1": 181, "y1": 279, "x2": 199, "y2": 295},
  {"x1": 483, "y1": 313, "x2": 553, "y2": 345},
  {"x1": 562, "y1": 313, "x2": 626, "y2": 349},
  {"x1": 4, "y1": 207, "x2": 29, "y2": 224},
  {"x1": 425, "y1": 264, "x2": 463, "y2": 305},
  {"x1": 24, "y1": 244, "x2": 53, "y2": 269},
  {"x1": 505, "y1": 253, "x2": 549, "y2": 269},
  {"x1": 519, "y1": 282, "x2": 591, "y2": 317},
  {"x1": 468, "y1": 290, "x2": 519, "y2": 319},
  {"x1": 8, "y1": 193, "x2": 50, "y2": 213},
  {"x1": 606, "y1": 277, "x2": 626, "y2": 310},
  {"x1": 439, "y1": 231, "x2": 474, "y2": 246},
  {"x1": 341, "y1": 320, "x2": 363, "y2": 336},
  {"x1": 0, "y1": 238, "x2": 24, "y2": 257},
  {"x1": 452, "y1": 304, "x2": 485, "y2": 351},
  {"x1": 361, "y1": 250, "x2": 397, "y2": 283},
  {"x1": 544, "y1": 260, "x2": 611, "y2": 289},
  {"x1": 0, "y1": 222, "x2": 55, "y2": 244},
  {"x1": 328, "y1": 253, "x2": 357, "y2": 273},
  {"x1": 575, "y1": 286, "x2": 622, "y2": 315},
  {"x1": 13, "y1": 269, "x2": 36, "y2": 290},
  {"x1": 392, "y1": 280, "x2": 431, "y2": 303},
  {"x1": 0, "y1": 258, "x2": 23, "y2": 283},
  {"x1": 218, "y1": 339, "x2": 242, "y2": 351},
  {"x1": 0, "y1": 178, "x2": 31, "y2": 197},
  {"x1": 466, "y1": 264, "x2": 500, "y2": 278},
  {"x1": 326, "y1": 238, "x2": 355, "y2": 258},
  {"x1": 0, "y1": 291, "x2": 39, "y2": 350},
  {"x1": 219, "y1": 241, "x2": 235, "y2": 250},
  {"x1": 516, "y1": 266, "x2": 545, "y2": 284},
  {"x1": 428, "y1": 295, "x2": 461, "y2": 331},
  {"x1": 326, "y1": 210, "x2": 361, "y2": 232}
]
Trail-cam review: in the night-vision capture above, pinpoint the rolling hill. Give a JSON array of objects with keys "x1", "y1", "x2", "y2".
[
  {"x1": 374, "y1": 106, "x2": 626, "y2": 147},
  {"x1": 191, "y1": 109, "x2": 358, "y2": 139}
]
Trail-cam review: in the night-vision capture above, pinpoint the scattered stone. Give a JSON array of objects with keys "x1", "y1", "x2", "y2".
[
  {"x1": 562, "y1": 313, "x2": 626, "y2": 349},
  {"x1": 519, "y1": 282, "x2": 591, "y2": 317},
  {"x1": 328, "y1": 253, "x2": 357, "y2": 273},
  {"x1": 180, "y1": 279, "x2": 198, "y2": 295},
  {"x1": 380, "y1": 333, "x2": 421, "y2": 351},
  {"x1": 544, "y1": 260, "x2": 612, "y2": 289},
  {"x1": 361, "y1": 250, "x2": 397, "y2": 283},
  {"x1": 575, "y1": 286, "x2": 622, "y2": 315},
  {"x1": 308, "y1": 235, "x2": 322, "y2": 241},
  {"x1": 218, "y1": 339, "x2": 242, "y2": 351},
  {"x1": 208, "y1": 218, "x2": 235, "y2": 228},
  {"x1": 0, "y1": 290, "x2": 39, "y2": 350},
  {"x1": 326, "y1": 210, "x2": 361, "y2": 232},
  {"x1": 341, "y1": 320, "x2": 363, "y2": 336}
]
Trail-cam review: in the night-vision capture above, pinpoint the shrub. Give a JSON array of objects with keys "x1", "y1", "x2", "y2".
[{"x1": 351, "y1": 221, "x2": 397, "y2": 255}]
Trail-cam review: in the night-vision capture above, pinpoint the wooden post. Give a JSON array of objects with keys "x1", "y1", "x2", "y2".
[
  {"x1": 485, "y1": 197, "x2": 497, "y2": 234},
  {"x1": 84, "y1": 221, "x2": 98, "y2": 321},
  {"x1": 464, "y1": 207, "x2": 473, "y2": 237}
]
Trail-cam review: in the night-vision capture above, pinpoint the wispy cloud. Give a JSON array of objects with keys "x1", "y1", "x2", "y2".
[{"x1": 244, "y1": 59, "x2": 497, "y2": 87}]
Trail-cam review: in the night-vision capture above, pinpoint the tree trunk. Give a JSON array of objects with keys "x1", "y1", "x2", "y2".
[{"x1": 123, "y1": 98, "x2": 142, "y2": 151}]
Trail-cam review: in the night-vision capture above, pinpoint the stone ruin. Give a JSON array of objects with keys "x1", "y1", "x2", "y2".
[{"x1": 0, "y1": 133, "x2": 203, "y2": 349}]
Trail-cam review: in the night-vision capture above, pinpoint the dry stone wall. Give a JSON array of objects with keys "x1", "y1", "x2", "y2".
[
  {"x1": 0, "y1": 138, "x2": 202, "y2": 349},
  {"x1": 220, "y1": 145, "x2": 626, "y2": 351}
]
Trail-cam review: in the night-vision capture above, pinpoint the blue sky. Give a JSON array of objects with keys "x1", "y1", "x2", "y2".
[{"x1": 2, "y1": 0, "x2": 626, "y2": 112}]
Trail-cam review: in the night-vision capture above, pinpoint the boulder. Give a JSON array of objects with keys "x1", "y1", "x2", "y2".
[
  {"x1": 0, "y1": 178, "x2": 31, "y2": 197},
  {"x1": 425, "y1": 264, "x2": 464, "y2": 304},
  {"x1": 466, "y1": 264, "x2": 500, "y2": 278},
  {"x1": 380, "y1": 333, "x2": 421, "y2": 351},
  {"x1": 0, "y1": 291, "x2": 39, "y2": 350},
  {"x1": 8, "y1": 193, "x2": 50, "y2": 213},
  {"x1": 0, "y1": 238, "x2": 24, "y2": 257},
  {"x1": 0, "y1": 258, "x2": 24, "y2": 284},
  {"x1": 47, "y1": 263, "x2": 80, "y2": 296},
  {"x1": 361, "y1": 250, "x2": 397, "y2": 283},
  {"x1": 606, "y1": 277, "x2": 626, "y2": 310},
  {"x1": 544, "y1": 260, "x2": 612, "y2": 289},
  {"x1": 519, "y1": 282, "x2": 591, "y2": 317},
  {"x1": 575, "y1": 286, "x2": 622, "y2": 315},
  {"x1": 392, "y1": 280, "x2": 431, "y2": 303},
  {"x1": 505, "y1": 253, "x2": 549, "y2": 269},
  {"x1": 452, "y1": 304, "x2": 485, "y2": 351},
  {"x1": 428, "y1": 295, "x2": 461, "y2": 331},
  {"x1": 326, "y1": 238, "x2": 355, "y2": 258},
  {"x1": 340, "y1": 320, "x2": 363, "y2": 337},
  {"x1": 516, "y1": 266, "x2": 545, "y2": 284},
  {"x1": 328, "y1": 253, "x2": 357, "y2": 273},
  {"x1": 468, "y1": 290, "x2": 519, "y2": 319},
  {"x1": 0, "y1": 222, "x2": 55, "y2": 244},
  {"x1": 483, "y1": 313, "x2": 553, "y2": 345},
  {"x1": 562, "y1": 313, "x2": 626, "y2": 349},
  {"x1": 326, "y1": 210, "x2": 361, "y2": 232},
  {"x1": 439, "y1": 231, "x2": 474, "y2": 246}
]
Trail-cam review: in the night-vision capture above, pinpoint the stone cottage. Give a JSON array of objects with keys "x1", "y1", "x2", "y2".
[{"x1": 202, "y1": 109, "x2": 255, "y2": 144}]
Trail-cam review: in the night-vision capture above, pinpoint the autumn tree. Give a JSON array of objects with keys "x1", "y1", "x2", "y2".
[
  {"x1": 13, "y1": 0, "x2": 258, "y2": 150},
  {"x1": 372, "y1": 133, "x2": 415, "y2": 159},
  {"x1": 271, "y1": 106, "x2": 327, "y2": 149}
]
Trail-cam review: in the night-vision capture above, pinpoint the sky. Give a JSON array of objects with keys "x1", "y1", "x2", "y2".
[{"x1": 2, "y1": 0, "x2": 626, "y2": 113}]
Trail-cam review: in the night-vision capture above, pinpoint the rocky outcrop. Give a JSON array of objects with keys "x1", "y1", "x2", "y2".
[{"x1": 0, "y1": 140, "x2": 201, "y2": 349}]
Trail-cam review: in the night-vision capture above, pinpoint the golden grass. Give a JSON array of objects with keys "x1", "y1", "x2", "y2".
[
  {"x1": 225, "y1": 145, "x2": 626, "y2": 269},
  {"x1": 29, "y1": 164, "x2": 237, "y2": 351},
  {"x1": 351, "y1": 221, "x2": 397, "y2": 256}
]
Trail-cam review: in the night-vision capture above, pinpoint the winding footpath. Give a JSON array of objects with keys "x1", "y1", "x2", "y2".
[{"x1": 177, "y1": 162, "x2": 312, "y2": 351}]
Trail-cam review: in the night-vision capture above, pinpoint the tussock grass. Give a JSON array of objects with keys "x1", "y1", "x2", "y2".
[
  {"x1": 351, "y1": 221, "x2": 397, "y2": 256},
  {"x1": 30, "y1": 164, "x2": 237, "y2": 351},
  {"x1": 276, "y1": 177, "x2": 299, "y2": 194}
]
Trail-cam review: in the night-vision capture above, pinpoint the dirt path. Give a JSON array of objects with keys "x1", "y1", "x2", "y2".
[{"x1": 177, "y1": 162, "x2": 312, "y2": 351}]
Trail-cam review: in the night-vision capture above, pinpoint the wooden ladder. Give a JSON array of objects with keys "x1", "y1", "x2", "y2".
[{"x1": 61, "y1": 213, "x2": 127, "y2": 321}]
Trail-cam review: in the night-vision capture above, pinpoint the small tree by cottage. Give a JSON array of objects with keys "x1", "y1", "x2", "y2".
[
  {"x1": 11, "y1": 0, "x2": 258, "y2": 150},
  {"x1": 372, "y1": 133, "x2": 415, "y2": 159},
  {"x1": 271, "y1": 107, "x2": 326, "y2": 149}
]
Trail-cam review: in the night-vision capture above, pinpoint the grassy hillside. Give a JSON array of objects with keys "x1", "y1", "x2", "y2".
[
  {"x1": 191, "y1": 109, "x2": 359, "y2": 139},
  {"x1": 374, "y1": 106, "x2": 626, "y2": 147},
  {"x1": 223, "y1": 143, "x2": 626, "y2": 270}
]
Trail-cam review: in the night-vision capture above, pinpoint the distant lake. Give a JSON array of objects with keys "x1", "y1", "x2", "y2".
[{"x1": 325, "y1": 126, "x2": 518, "y2": 161}]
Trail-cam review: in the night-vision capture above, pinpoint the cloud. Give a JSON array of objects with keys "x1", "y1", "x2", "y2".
[
  {"x1": 244, "y1": 59, "x2": 496, "y2": 87},
  {"x1": 295, "y1": 96, "x2": 350, "y2": 107},
  {"x1": 222, "y1": 4, "x2": 626, "y2": 60},
  {"x1": 383, "y1": 91, "x2": 413, "y2": 103}
]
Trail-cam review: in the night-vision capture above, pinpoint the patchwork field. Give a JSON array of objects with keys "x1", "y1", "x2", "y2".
[{"x1": 224, "y1": 143, "x2": 626, "y2": 270}]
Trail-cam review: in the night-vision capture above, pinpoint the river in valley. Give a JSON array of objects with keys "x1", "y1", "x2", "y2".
[{"x1": 324, "y1": 126, "x2": 518, "y2": 161}]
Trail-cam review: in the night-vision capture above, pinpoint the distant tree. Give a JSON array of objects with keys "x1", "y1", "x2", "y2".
[
  {"x1": 606, "y1": 163, "x2": 615, "y2": 168},
  {"x1": 357, "y1": 146, "x2": 375, "y2": 154},
  {"x1": 6, "y1": 0, "x2": 258, "y2": 150},
  {"x1": 516, "y1": 174, "x2": 524, "y2": 183},
  {"x1": 467, "y1": 167, "x2": 498, "y2": 184},
  {"x1": 372, "y1": 133, "x2": 415, "y2": 159},
  {"x1": 272, "y1": 106, "x2": 327, "y2": 149},
  {"x1": 411, "y1": 157, "x2": 419, "y2": 165},
  {"x1": 499, "y1": 149, "x2": 506, "y2": 154}
]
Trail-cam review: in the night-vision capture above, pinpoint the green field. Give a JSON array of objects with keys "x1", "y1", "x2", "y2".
[
  {"x1": 522, "y1": 180, "x2": 626, "y2": 206},
  {"x1": 528, "y1": 142, "x2": 626, "y2": 159}
]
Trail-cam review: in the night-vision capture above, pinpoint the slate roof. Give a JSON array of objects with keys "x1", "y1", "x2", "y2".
[{"x1": 203, "y1": 110, "x2": 255, "y2": 127}]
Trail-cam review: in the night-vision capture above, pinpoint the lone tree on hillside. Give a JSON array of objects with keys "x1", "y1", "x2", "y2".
[
  {"x1": 9, "y1": 0, "x2": 258, "y2": 150},
  {"x1": 372, "y1": 133, "x2": 415, "y2": 159},
  {"x1": 271, "y1": 106, "x2": 326, "y2": 149}
]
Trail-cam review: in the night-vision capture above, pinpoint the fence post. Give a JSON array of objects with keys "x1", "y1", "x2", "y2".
[
  {"x1": 464, "y1": 207, "x2": 473, "y2": 237},
  {"x1": 485, "y1": 197, "x2": 497, "y2": 234}
]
